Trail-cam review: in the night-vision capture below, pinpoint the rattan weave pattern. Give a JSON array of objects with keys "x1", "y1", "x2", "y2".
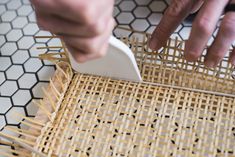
[
  {"x1": 0, "y1": 30, "x2": 235, "y2": 157},
  {"x1": 121, "y1": 34, "x2": 235, "y2": 95},
  {"x1": 36, "y1": 73, "x2": 235, "y2": 156}
]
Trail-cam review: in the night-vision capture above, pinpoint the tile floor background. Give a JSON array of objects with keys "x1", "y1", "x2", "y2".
[
  {"x1": 0, "y1": 0, "x2": 226, "y2": 149},
  {"x1": 0, "y1": 0, "x2": 60, "y2": 135}
]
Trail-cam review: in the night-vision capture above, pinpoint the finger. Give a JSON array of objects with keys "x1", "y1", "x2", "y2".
[
  {"x1": 60, "y1": 0, "x2": 114, "y2": 25},
  {"x1": 68, "y1": 42, "x2": 109, "y2": 63},
  {"x1": 36, "y1": 12, "x2": 96, "y2": 37},
  {"x1": 205, "y1": 11, "x2": 235, "y2": 67},
  {"x1": 229, "y1": 47, "x2": 235, "y2": 65},
  {"x1": 149, "y1": 0, "x2": 195, "y2": 50},
  {"x1": 31, "y1": 0, "x2": 114, "y2": 25},
  {"x1": 35, "y1": 7, "x2": 113, "y2": 37},
  {"x1": 64, "y1": 18, "x2": 114, "y2": 63},
  {"x1": 185, "y1": 0, "x2": 229, "y2": 62},
  {"x1": 191, "y1": 0, "x2": 204, "y2": 14},
  {"x1": 62, "y1": 18, "x2": 114, "y2": 54}
]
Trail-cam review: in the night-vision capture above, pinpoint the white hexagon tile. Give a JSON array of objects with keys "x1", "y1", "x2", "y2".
[
  {"x1": 0, "y1": 0, "x2": 56, "y2": 136},
  {"x1": 0, "y1": 0, "x2": 217, "y2": 148}
]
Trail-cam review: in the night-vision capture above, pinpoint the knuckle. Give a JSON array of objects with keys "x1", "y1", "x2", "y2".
[
  {"x1": 194, "y1": 17, "x2": 213, "y2": 36},
  {"x1": 185, "y1": 51, "x2": 201, "y2": 61},
  {"x1": 88, "y1": 25, "x2": 101, "y2": 36},
  {"x1": 221, "y1": 18, "x2": 235, "y2": 37},
  {"x1": 165, "y1": 8, "x2": 180, "y2": 18},
  {"x1": 84, "y1": 41, "x2": 97, "y2": 53},
  {"x1": 80, "y1": 5, "x2": 96, "y2": 25},
  {"x1": 90, "y1": 19, "x2": 106, "y2": 35},
  {"x1": 97, "y1": 50, "x2": 106, "y2": 58},
  {"x1": 166, "y1": 0, "x2": 189, "y2": 17},
  {"x1": 67, "y1": 46, "x2": 86, "y2": 63}
]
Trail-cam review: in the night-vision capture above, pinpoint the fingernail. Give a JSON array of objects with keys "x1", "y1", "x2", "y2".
[
  {"x1": 184, "y1": 42, "x2": 197, "y2": 62},
  {"x1": 148, "y1": 37, "x2": 158, "y2": 51},
  {"x1": 205, "y1": 60, "x2": 216, "y2": 68},
  {"x1": 184, "y1": 51, "x2": 198, "y2": 62}
]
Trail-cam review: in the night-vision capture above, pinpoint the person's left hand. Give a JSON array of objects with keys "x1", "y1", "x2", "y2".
[
  {"x1": 31, "y1": 0, "x2": 115, "y2": 63},
  {"x1": 149, "y1": 0, "x2": 235, "y2": 67}
]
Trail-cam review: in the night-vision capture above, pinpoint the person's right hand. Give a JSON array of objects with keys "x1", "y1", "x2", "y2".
[
  {"x1": 31, "y1": 0, "x2": 115, "y2": 63},
  {"x1": 149, "y1": 0, "x2": 235, "y2": 67}
]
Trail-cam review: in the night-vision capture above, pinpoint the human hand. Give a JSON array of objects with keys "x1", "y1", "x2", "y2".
[
  {"x1": 149, "y1": 0, "x2": 235, "y2": 67},
  {"x1": 31, "y1": 0, "x2": 115, "y2": 63}
]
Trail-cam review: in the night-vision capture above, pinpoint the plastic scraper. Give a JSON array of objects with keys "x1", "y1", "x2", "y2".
[{"x1": 68, "y1": 36, "x2": 142, "y2": 82}]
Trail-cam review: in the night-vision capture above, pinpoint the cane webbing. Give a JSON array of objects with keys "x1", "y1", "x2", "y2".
[
  {"x1": 1, "y1": 29, "x2": 235, "y2": 157},
  {"x1": 36, "y1": 73, "x2": 235, "y2": 157},
  {"x1": 122, "y1": 36, "x2": 235, "y2": 95}
]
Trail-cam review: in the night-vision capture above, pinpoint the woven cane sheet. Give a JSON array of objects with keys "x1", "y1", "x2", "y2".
[
  {"x1": 122, "y1": 36, "x2": 235, "y2": 95},
  {"x1": 2, "y1": 30, "x2": 235, "y2": 157},
  {"x1": 36, "y1": 74, "x2": 235, "y2": 157},
  {"x1": 34, "y1": 32, "x2": 235, "y2": 156}
]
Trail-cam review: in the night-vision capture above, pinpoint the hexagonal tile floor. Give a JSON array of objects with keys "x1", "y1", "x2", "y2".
[
  {"x1": 0, "y1": 0, "x2": 56, "y2": 133},
  {"x1": 0, "y1": 0, "x2": 219, "y2": 150}
]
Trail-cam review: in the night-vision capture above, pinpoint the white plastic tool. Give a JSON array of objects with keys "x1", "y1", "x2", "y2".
[{"x1": 68, "y1": 36, "x2": 142, "y2": 82}]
